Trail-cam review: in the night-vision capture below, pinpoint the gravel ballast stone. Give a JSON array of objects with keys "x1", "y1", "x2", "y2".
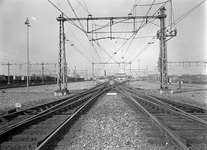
[{"x1": 53, "y1": 93, "x2": 170, "y2": 150}]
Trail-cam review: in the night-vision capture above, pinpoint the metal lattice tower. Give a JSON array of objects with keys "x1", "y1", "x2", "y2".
[
  {"x1": 55, "y1": 7, "x2": 174, "y2": 91},
  {"x1": 57, "y1": 13, "x2": 67, "y2": 90},
  {"x1": 158, "y1": 7, "x2": 168, "y2": 89}
]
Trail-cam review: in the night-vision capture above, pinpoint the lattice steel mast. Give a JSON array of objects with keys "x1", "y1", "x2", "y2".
[
  {"x1": 55, "y1": 7, "x2": 176, "y2": 92},
  {"x1": 56, "y1": 13, "x2": 67, "y2": 91},
  {"x1": 158, "y1": 7, "x2": 168, "y2": 89}
]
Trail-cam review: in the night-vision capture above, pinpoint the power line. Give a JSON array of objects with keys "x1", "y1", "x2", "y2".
[
  {"x1": 122, "y1": 0, "x2": 159, "y2": 61},
  {"x1": 135, "y1": 1, "x2": 169, "y2": 7},
  {"x1": 77, "y1": 0, "x2": 118, "y2": 63},
  {"x1": 129, "y1": 23, "x2": 158, "y2": 61},
  {"x1": 174, "y1": 0, "x2": 206, "y2": 25},
  {"x1": 123, "y1": 1, "x2": 171, "y2": 63},
  {"x1": 0, "y1": 57, "x2": 26, "y2": 64},
  {"x1": 66, "y1": 0, "x2": 104, "y2": 62},
  {"x1": 66, "y1": 40, "x2": 92, "y2": 62},
  {"x1": 76, "y1": 0, "x2": 90, "y2": 14},
  {"x1": 48, "y1": 0, "x2": 104, "y2": 62},
  {"x1": 0, "y1": 48, "x2": 48, "y2": 63},
  {"x1": 65, "y1": 23, "x2": 98, "y2": 62},
  {"x1": 48, "y1": 0, "x2": 87, "y2": 33}
]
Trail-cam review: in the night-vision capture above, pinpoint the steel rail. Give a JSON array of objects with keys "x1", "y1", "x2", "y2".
[
  {"x1": 124, "y1": 84, "x2": 207, "y2": 112},
  {"x1": 116, "y1": 86, "x2": 190, "y2": 150},
  {"x1": 0, "y1": 82, "x2": 103, "y2": 120},
  {"x1": 0, "y1": 92, "x2": 92, "y2": 141},
  {"x1": 0, "y1": 83, "x2": 108, "y2": 142},
  {"x1": 121, "y1": 85, "x2": 207, "y2": 126},
  {"x1": 35, "y1": 84, "x2": 111, "y2": 150}
]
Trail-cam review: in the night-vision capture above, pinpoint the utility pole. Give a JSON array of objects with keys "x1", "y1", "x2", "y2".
[
  {"x1": 55, "y1": 13, "x2": 68, "y2": 96},
  {"x1": 75, "y1": 66, "x2": 77, "y2": 81},
  {"x1": 92, "y1": 62, "x2": 94, "y2": 79},
  {"x1": 7, "y1": 62, "x2": 10, "y2": 84},
  {"x1": 130, "y1": 62, "x2": 132, "y2": 79},
  {"x1": 41, "y1": 62, "x2": 44, "y2": 84},
  {"x1": 138, "y1": 60, "x2": 140, "y2": 78},
  {"x1": 146, "y1": 65, "x2": 148, "y2": 77},
  {"x1": 86, "y1": 69, "x2": 88, "y2": 80},
  {"x1": 25, "y1": 18, "x2": 30, "y2": 92}
]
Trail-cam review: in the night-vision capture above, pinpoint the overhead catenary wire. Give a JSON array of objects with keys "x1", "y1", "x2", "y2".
[
  {"x1": 105, "y1": 19, "x2": 130, "y2": 62},
  {"x1": 126, "y1": 0, "x2": 206, "y2": 64},
  {"x1": 0, "y1": 48, "x2": 51, "y2": 64},
  {"x1": 79, "y1": 0, "x2": 119, "y2": 63},
  {"x1": 135, "y1": 1, "x2": 169, "y2": 7},
  {"x1": 68, "y1": 1, "x2": 120, "y2": 63},
  {"x1": 49, "y1": 0, "x2": 103, "y2": 62},
  {"x1": 66, "y1": 0, "x2": 120, "y2": 63},
  {"x1": 122, "y1": 0, "x2": 171, "y2": 65},
  {"x1": 50, "y1": 0, "x2": 169, "y2": 65},
  {"x1": 49, "y1": 0, "x2": 169, "y2": 67},
  {"x1": 76, "y1": 0, "x2": 90, "y2": 14},
  {"x1": 124, "y1": 22, "x2": 158, "y2": 62},
  {"x1": 173, "y1": 0, "x2": 206, "y2": 25},
  {"x1": 48, "y1": 0, "x2": 86, "y2": 33},
  {"x1": 66, "y1": 40, "x2": 92, "y2": 63},
  {"x1": 0, "y1": 57, "x2": 26, "y2": 64},
  {"x1": 48, "y1": 0, "x2": 205, "y2": 76},
  {"x1": 65, "y1": 23, "x2": 99, "y2": 62},
  {"x1": 121, "y1": 0, "x2": 157, "y2": 61}
]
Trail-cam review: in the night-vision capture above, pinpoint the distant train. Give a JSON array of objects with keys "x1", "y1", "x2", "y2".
[{"x1": 0, "y1": 75, "x2": 85, "y2": 85}]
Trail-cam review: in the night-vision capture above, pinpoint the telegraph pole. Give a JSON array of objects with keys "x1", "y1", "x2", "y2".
[
  {"x1": 92, "y1": 62, "x2": 94, "y2": 79},
  {"x1": 41, "y1": 62, "x2": 44, "y2": 84},
  {"x1": 86, "y1": 69, "x2": 88, "y2": 80},
  {"x1": 74, "y1": 66, "x2": 77, "y2": 81},
  {"x1": 7, "y1": 62, "x2": 10, "y2": 84},
  {"x1": 138, "y1": 60, "x2": 140, "y2": 78},
  {"x1": 130, "y1": 62, "x2": 132, "y2": 79}
]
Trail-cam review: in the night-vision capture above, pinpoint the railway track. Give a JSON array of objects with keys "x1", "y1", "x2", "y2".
[
  {"x1": 125, "y1": 85, "x2": 207, "y2": 117},
  {"x1": 0, "y1": 82, "x2": 106, "y2": 131},
  {"x1": 0, "y1": 81, "x2": 113, "y2": 149},
  {"x1": 116, "y1": 84, "x2": 207, "y2": 150},
  {"x1": 0, "y1": 80, "x2": 206, "y2": 149}
]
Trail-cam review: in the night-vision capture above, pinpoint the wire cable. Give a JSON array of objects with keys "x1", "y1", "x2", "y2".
[
  {"x1": 65, "y1": 23, "x2": 99, "y2": 62},
  {"x1": 66, "y1": 0, "x2": 104, "y2": 62},
  {"x1": 66, "y1": 40, "x2": 92, "y2": 62},
  {"x1": 121, "y1": 0, "x2": 156, "y2": 61},
  {"x1": 174, "y1": 0, "x2": 206, "y2": 25}
]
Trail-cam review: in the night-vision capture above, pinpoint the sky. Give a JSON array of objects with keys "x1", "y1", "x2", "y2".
[{"x1": 0, "y1": 0, "x2": 206, "y2": 77}]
